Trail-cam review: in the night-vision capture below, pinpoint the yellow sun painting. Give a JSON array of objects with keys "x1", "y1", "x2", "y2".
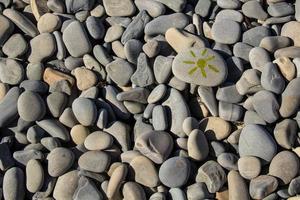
[{"x1": 182, "y1": 49, "x2": 220, "y2": 78}]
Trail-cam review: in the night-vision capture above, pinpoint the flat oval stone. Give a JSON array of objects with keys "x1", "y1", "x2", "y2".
[
  {"x1": 70, "y1": 124, "x2": 89, "y2": 145},
  {"x1": 37, "y1": 13, "x2": 61, "y2": 33},
  {"x1": 72, "y1": 97, "x2": 97, "y2": 126},
  {"x1": 274, "y1": 119, "x2": 297, "y2": 149},
  {"x1": 37, "y1": 119, "x2": 70, "y2": 141},
  {"x1": 281, "y1": 21, "x2": 300, "y2": 47},
  {"x1": 269, "y1": 151, "x2": 299, "y2": 185},
  {"x1": 3, "y1": 167, "x2": 25, "y2": 200},
  {"x1": 228, "y1": 170, "x2": 250, "y2": 200},
  {"x1": 199, "y1": 117, "x2": 231, "y2": 141},
  {"x1": 242, "y1": 0, "x2": 268, "y2": 20},
  {"x1": 0, "y1": 58, "x2": 24, "y2": 85},
  {"x1": 3, "y1": 33, "x2": 27, "y2": 58},
  {"x1": 238, "y1": 156, "x2": 261, "y2": 180},
  {"x1": 159, "y1": 156, "x2": 190, "y2": 188},
  {"x1": 130, "y1": 155, "x2": 159, "y2": 187},
  {"x1": 188, "y1": 129, "x2": 209, "y2": 161},
  {"x1": 26, "y1": 159, "x2": 44, "y2": 193},
  {"x1": 106, "y1": 59, "x2": 134, "y2": 86},
  {"x1": 147, "y1": 84, "x2": 167, "y2": 104},
  {"x1": 47, "y1": 147, "x2": 75, "y2": 177},
  {"x1": 17, "y1": 91, "x2": 46, "y2": 122},
  {"x1": 260, "y1": 36, "x2": 291, "y2": 53},
  {"x1": 103, "y1": 0, "x2": 136, "y2": 17},
  {"x1": 135, "y1": 131, "x2": 173, "y2": 164},
  {"x1": 196, "y1": 160, "x2": 226, "y2": 193},
  {"x1": 212, "y1": 20, "x2": 241, "y2": 44},
  {"x1": 84, "y1": 131, "x2": 113, "y2": 150},
  {"x1": 239, "y1": 124, "x2": 277, "y2": 162},
  {"x1": 123, "y1": 182, "x2": 146, "y2": 200},
  {"x1": 250, "y1": 175, "x2": 278, "y2": 199},
  {"x1": 53, "y1": 170, "x2": 80, "y2": 200},
  {"x1": 172, "y1": 47, "x2": 227, "y2": 87},
  {"x1": 78, "y1": 150, "x2": 110, "y2": 173}
]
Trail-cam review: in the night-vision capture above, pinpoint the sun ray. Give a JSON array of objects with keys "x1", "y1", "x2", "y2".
[
  {"x1": 183, "y1": 61, "x2": 195, "y2": 64},
  {"x1": 188, "y1": 66, "x2": 198, "y2": 75},
  {"x1": 190, "y1": 50, "x2": 196, "y2": 58},
  {"x1": 205, "y1": 56, "x2": 215, "y2": 61},
  {"x1": 200, "y1": 67, "x2": 207, "y2": 77},
  {"x1": 201, "y1": 49, "x2": 207, "y2": 56},
  {"x1": 208, "y1": 64, "x2": 219, "y2": 72}
]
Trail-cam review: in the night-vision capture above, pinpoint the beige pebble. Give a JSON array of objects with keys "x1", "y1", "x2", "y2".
[
  {"x1": 107, "y1": 164, "x2": 128, "y2": 198},
  {"x1": 165, "y1": 28, "x2": 206, "y2": 53},
  {"x1": 90, "y1": 4, "x2": 105, "y2": 17},
  {"x1": 121, "y1": 150, "x2": 142, "y2": 163},
  {"x1": 104, "y1": 25, "x2": 124, "y2": 43},
  {"x1": 0, "y1": 83, "x2": 8, "y2": 101},
  {"x1": 53, "y1": 170, "x2": 80, "y2": 200},
  {"x1": 293, "y1": 147, "x2": 300, "y2": 157},
  {"x1": 37, "y1": 13, "x2": 61, "y2": 33},
  {"x1": 273, "y1": 57, "x2": 296, "y2": 81},
  {"x1": 199, "y1": 117, "x2": 231, "y2": 140},
  {"x1": 70, "y1": 124, "x2": 90, "y2": 145},
  {"x1": 73, "y1": 67, "x2": 98, "y2": 91},
  {"x1": 43, "y1": 68, "x2": 75, "y2": 86},
  {"x1": 123, "y1": 182, "x2": 147, "y2": 200},
  {"x1": 30, "y1": 0, "x2": 49, "y2": 21},
  {"x1": 228, "y1": 170, "x2": 250, "y2": 200},
  {"x1": 130, "y1": 155, "x2": 159, "y2": 188},
  {"x1": 112, "y1": 41, "x2": 126, "y2": 59},
  {"x1": 26, "y1": 159, "x2": 44, "y2": 193},
  {"x1": 238, "y1": 156, "x2": 261, "y2": 180},
  {"x1": 281, "y1": 21, "x2": 300, "y2": 47},
  {"x1": 188, "y1": 129, "x2": 209, "y2": 161},
  {"x1": 108, "y1": 162, "x2": 123, "y2": 177},
  {"x1": 84, "y1": 131, "x2": 113, "y2": 150},
  {"x1": 216, "y1": 188, "x2": 229, "y2": 200},
  {"x1": 203, "y1": 21, "x2": 213, "y2": 40}
]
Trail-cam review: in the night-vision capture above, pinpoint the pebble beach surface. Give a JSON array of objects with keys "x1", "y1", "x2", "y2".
[{"x1": 0, "y1": 0, "x2": 300, "y2": 199}]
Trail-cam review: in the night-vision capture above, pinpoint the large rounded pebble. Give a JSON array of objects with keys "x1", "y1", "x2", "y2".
[
  {"x1": 228, "y1": 170, "x2": 250, "y2": 200},
  {"x1": 47, "y1": 147, "x2": 75, "y2": 177},
  {"x1": 17, "y1": 91, "x2": 46, "y2": 122},
  {"x1": 243, "y1": 26, "x2": 271, "y2": 47},
  {"x1": 3, "y1": 167, "x2": 25, "y2": 200},
  {"x1": 106, "y1": 59, "x2": 134, "y2": 86},
  {"x1": 135, "y1": 0, "x2": 165, "y2": 18},
  {"x1": 63, "y1": 20, "x2": 92, "y2": 57},
  {"x1": 2, "y1": 33, "x2": 27, "y2": 58},
  {"x1": 173, "y1": 47, "x2": 227, "y2": 87},
  {"x1": 199, "y1": 117, "x2": 231, "y2": 141},
  {"x1": 103, "y1": 0, "x2": 136, "y2": 17},
  {"x1": 269, "y1": 151, "x2": 299, "y2": 185},
  {"x1": 249, "y1": 47, "x2": 271, "y2": 71},
  {"x1": 261, "y1": 62, "x2": 285, "y2": 94},
  {"x1": 281, "y1": 21, "x2": 300, "y2": 47},
  {"x1": 107, "y1": 164, "x2": 128, "y2": 198},
  {"x1": 84, "y1": 131, "x2": 113, "y2": 150},
  {"x1": 0, "y1": 58, "x2": 24, "y2": 85},
  {"x1": 72, "y1": 97, "x2": 97, "y2": 126},
  {"x1": 159, "y1": 157, "x2": 190, "y2": 188},
  {"x1": 260, "y1": 36, "x2": 291, "y2": 53},
  {"x1": 188, "y1": 129, "x2": 209, "y2": 161},
  {"x1": 46, "y1": 92, "x2": 67, "y2": 118},
  {"x1": 28, "y1": 33, "x2": 56, "y2": 63},
  {"x1": 212, "y1": 20, "x2": 241, "y2": 44},
  {"x1": 123, "y1": 182, "x2": 146, "y2": 200},
  {"x1": 130, "y1": 156, "x2": 159, "y2": 187},
  {"x1": 239, "y1": 124, "x2": 277, "y2": 162},
  {"x1": 182, "y1": 117, "x2": 199, "y2": 135},
  {"x1": 37, "y1": 13, "x2": 61, "y2": 33},
  {"x1": 73, "y1": 67, "x2": 97, "y2": 91},
  {"x1": 249, "y1": 175, "x2": 278, "y2": 199},
  {"x1": 78, "y1": 150, "x2": 110, "y2": 173},
  {"x1": 53, "y1": 170, "x2": 80, "y2": 200},
  {"x1": 26, "y1": 159, "x2": 44, "y2": 193},
  {"x1": 274, "y1": 119, "x2": 297, "y2": 149},
  {"x1": 217, "y1": 153, "x2": 238, "y2": 171},
  {"x1": 242, "y1": 0, "x2": 268, "y2": 20},
  {"x1": 196, "y1": 160, "x2": 226, "y2": 193},
  {"x1": 238, "y1": 156, "x2": 261, "y2": 179},
  {"x1": 135, "y1": 131, "x2": 173, "y2": 164},
  {"x1": 279, "y1": 77, "x2": 300, "y2": 117},
  {"x1": 70, "y1": 124, "x2": 89, "y2": 145}
]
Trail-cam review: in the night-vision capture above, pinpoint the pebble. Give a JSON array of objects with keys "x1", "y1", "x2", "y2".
[
  {"x1": 30, "y1": 0, "x2": 49, "y2": 20},
  {"x1": 219, "y1": 101, "x2": 243, "y2": 122},
  {"x1": 37, "y1": 13, "x2": 61, "y2": 33},
  {"x1": 238, "y1": 156, "x2": 261, "y2": 179},
  {"x1": 104, "y1": 25, "x2": 124, "y2": 43},
  {"x1": 130, "y1": 155, "x2": 159, "y2": 187},
  {"x1": 249, "y1": 175, "x2": 278, "y2": 199},
  {"x1": 3, "y1": 167, "x2": 25, "y2": 200},
  {"x1": 155, "y1": 0, "x2": 186, "y2": 12},
  {"x1": 103, "y1": 0, "x2": 136, "y2": 17},
  {"x1": 242, "y1": 0, "x2": 268, "y2": 20},
  {"x1": 73, "y1": 176, "x2": 103, "y2": 200},
  {"x1": 135, "y1": 131, "x2": 173, "y2": 164},
  {"x1": 261, "y1": 62, "x2": 285, "y2": 94},
  {"x1": 84, "y1": 131, "x2": 113, "y2": 150},
  {"x1": 17, "y1": 91, "x2": 46, "y2": 122},
  {"x1": 268, "y1": 2, "x2": 294, "y2": 17},
  {"x1": 239, "y1": 124, "x2": 277, "y2": 162},
  {"x1": 41, "y1": 137, "x2": 61, "y2": 151},
  {"x1": 3, "y1": 9, "x2": 39, "y2": 37},
  {"x1": 43, "y1": 67, "x2": 75, "y2": 87},
  {"x1": 217, "y1": 153, "x2": 238, "y2": 170},
  {"x1": 85, "y1": 16, "x2": 105, "y2": 40},
  {"x1": 2, "y1": 33, "x2": 27, "y2": 58},
  {"x1": 228, "y1": 170, "x2": 250, "y2": 200},
  {"x1": 73, "y1": 67, "x2": 97, "y2": 91},
  {"x1": 107, "y1": 164, "x2": 128, "y2": 198},
  {"x1": 145, "y1": 13, "x2": 189, "y2": 36},
  {"x1": 281, "y1": 21, "x2": 300, "y2": 47},
  {"x1": 249, "y1": 47, "x2": 271, "y2": 71},
  {"x1": 269, "y1": 151, "x2": 299, "y2": 185},
  {"x1": 72, "y1": 97, "x2": 97, "y2": 126},
  {"x1": 212, "y1": 20, "x2": 241, "y2": 44},
  {"x1": 288, "y1": 176, "x2": 300, "y2": 196},
  {"x1": 152, "y1": 105, "x2": 168, "y2": 131},
  {"x1": 78, "y1": 150, "x2": 110, "y2": 173},
  {"x1": 199, "y1": 117, "x2": 231, "y2": 140},
  {"x1": 242, "y1": 26, "x2": 271, "y2": 47},
  {"x1": 62, "y1": 20, "x2": 92, "y2": 57},
  {"x1": 106, "y1": 59, "x2": 134, "y2": 86},
  {"x1": 233, "y1": 42, "x2": 252, "y2": 62},
  {"x1": 26, "y1": 159, "x2": 44, "y2": 193},
  {"x1": 153, "y1": 56, "x2": 173, "y2": 84},
  {"x1": 252, "y1": 90, "x2": 280, "y2": 123},
  {"x1": 187, "y1": 182, "x2": 214, "y2": 200},
  {"x1": 216, "y1": 9, "x2": 244, "y2": 22},
  {"x1": 28, "y1": 33, "x2": 56, "y2": 63},
  {"x1": 182, "y1": 117, "x2": 198, "y2": 135},
  {"x1": 216, "y1": 84, "x2": 243, "y2": 103},
  {"x1": 53, "y1": 170, "x2": 80, "y2": 200},
  {"x1": 36, "y1": 119, "x2": 70, "y2": 141},
  {"x1": 124, "y1": 39, "x2": 143, "y2": 64},
  {"x1": 260, "y1": 36, "x2": 291, "y2": 53},
  {"x1": 70, "y1": 124, "x2": 89, "y2": 145},
  {"x1": 122, "y1": 182, "x2": 146, "y2": 200},
  {"x1": 159, "y1": 157, "x2": 190, "y2": 188},
  {"x1": 172, "y1": 47, "x2": 228, "y2": 87},
  {"x1": 13, "y1": 149, "x2": 43, "y2": 165},
  {"x1": 0, "y1": 143, "x2": 14, "y2": 170},
  {"x1": 135, "y1": 0, "x2": 165, "y2": 18},
  {"x1": 47, "y1": 147, "x2": 74, "y2": 177},
  {"x1": 188, "y1": 129, "x2": 209, "y2": 161},
  {"x1": 195, "y1": 0, "x2": 211, "y2": 17},
  {"x1": 274, "y1": 119, "x2": 297, "y2": 149},
  {"x1": 0, "y1": 58, "x2": 24, "y2": 85},
  {"x1": 131, "y1": 53, "x2": 154, "y2": 87},
  {"x1": 47, "y1": 0, "x2": 65, "y2": 13},
  {"x1": 279, "y1": 77, "x2": 300, "y2": 117},
  {"x1": 196, "y1": 160, "x2": 226, "y2": 193},
  {"x1": 0, "y1": 14, "x2": 14, "y2": 46},
  {"x1": 236, "y1": 69, "x2": 262, "y2": 95},
  {"x1": 274, "y1": 57, "x2": 296, "y2": 81}
]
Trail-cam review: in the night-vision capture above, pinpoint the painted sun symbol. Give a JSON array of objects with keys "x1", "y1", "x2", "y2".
[{"x1": 183, "y1": 49, "x2": 219, "y2": 78}]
